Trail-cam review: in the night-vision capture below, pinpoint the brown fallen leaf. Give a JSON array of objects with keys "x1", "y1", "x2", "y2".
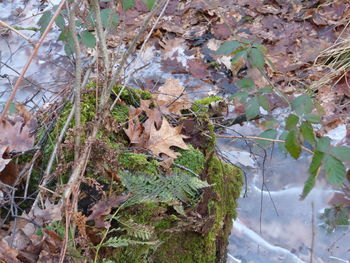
[
  {"x1": 146, "y1": 118, "x2": 189, "y2": 158},
  {"x1": 123, "y1": 107, "x2": 143, "y2": 144},
  {"x1": 140, "y1": 100, "x2": 162, "y2": 129},
  {"x1": 87, "y1": 194, "x2": 130, "y2": 228},
  {"x1": 154, "y1": 78, "x2": 192, "y2": 114},
  {"x1": 0, "y1": 239, "x2": 19, "y2": 263}
]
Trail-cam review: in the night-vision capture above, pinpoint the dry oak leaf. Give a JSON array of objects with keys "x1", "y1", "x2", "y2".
[
  {"x1": 140, "y1": 100, "x2": 162, "y2": 129},
  {"x1": 146, "y1": 118, "x2": 188, "y2": 158},
  {"x1": 0, "y1": 239, "x2": 19, "y2": 263},
  {"x1": 87, "y1": 194, "x2": 130, "y2": 228},
  {"x1": 123, "y1": 106, "x2": 143, "y2": 144},
  {"x1": 155, "y1": 78, "x2": 191, "y2": 114}
]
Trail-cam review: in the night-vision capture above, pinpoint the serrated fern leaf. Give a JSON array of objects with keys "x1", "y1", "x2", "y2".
[
  {"x1": 103, "y1": 237, "x2": 158, "y2": 248},
  {"x1": 120, "y1": 172, "x2": 210, "y2": 204},
  {"x1": 120, "y1": 220, "x2": 154, "y2": 240}
]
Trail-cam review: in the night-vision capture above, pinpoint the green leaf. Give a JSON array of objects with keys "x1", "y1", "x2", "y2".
[
  {"x1": 101, "y1": 8, "x2": 119, "y2": 29},
  {"x1": 231, "y1": 49, "x2": 247, "y2": 64},
  {"x1": 8, "y1": 103, "x2": 16, "y2": 114},
  {"x1": 304, "y1": 113, "x2": 321, "y2": 123},
  {"x1": 301, "y1": 174, "x2": 317, "y2": 200},
  {"x1": 249, "y1": 47, "x2": 265, "y2": 69},
  {"x1": 236, "y1": 78, "x2": 254, "y2": 89},
  {"x1": 55, "y1": 14, "x2": 65, "y2": 30},
  {"x1": 231, "y1": 91, "x2": 249, "y2": 103},
  {"x1": 263, "y1": 119, "x2": 279, "y2": 129},
  {"x1": 216, "y1": 41, "x2": 241, "y2": 55},
  {"x1": 123, "y1": 0, "x2": 136, "y2": 10},
  {"x1": 308, "y1": 151, "x2": 324, "y2": 176},
  {"x1": 292, "y1": 94, "x2": 313, "y2": 116},
  {"x1": 300, "y1": 121, "x2": 316, "y2": 146},
  {"x1": 255, "y1": 129, "x2": 277, "y2": 147},
  {"x1": 285, "y1": 130, "x2": 301, "y2": 159},
  {"x1": 104, "y1": 237, "x2": 130, "y2": 248},
  {"x1": 252, "y1": 43, "x2": 267, "y2": 54},
  {"x1": 278, "y1": 131, "x2": 288, "y2": 154},
  {"x1": 285, "y1": 114, "x2": 299, "y2": 131},
  {"x1": 38, "y1": 11, "x2": 53, "y2": 34},
  {"x1": 329, "y1": 146, "x2": 350, "y2": 162},
  {"x1": 302, "y1": 151, "x2": 325, "y2": 199},
  {"x1": 316, "y1": 137, "x2": 331, "y2": 153},
  {"x1": 143, "y1": 0, "x2": 156, "y2": 9},
  {"x1": 64, "y1": 44, "x2": 74, "y2": 56},
  {"x1": 258, "y1": 95, "x2": 270, "y2": 111},
  {"x1": 81, "y1": 30, "x2": 96, "y2": 48},
  {"x1": 258, "y1": 86, "x2": 273, "y2": 93},
  {"x1": 245, "y1": 97, "x2": 260, "y2": 120},
  {"x1": 324, "y1": 154, "x2": 346, "y2": 187}
]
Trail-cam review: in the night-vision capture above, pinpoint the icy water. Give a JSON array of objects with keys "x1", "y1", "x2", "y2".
[
  {"x1": 218, "y1": 124, "x2": 350, "y2": 263},
  {"x1": 0, "y1": 0, "x2": 72, "y2": 110},
  {"x1": 1, "y1": 1, "x2": 350, "y2": 262}
]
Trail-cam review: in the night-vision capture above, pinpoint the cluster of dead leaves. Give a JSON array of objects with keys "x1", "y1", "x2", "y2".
[
  {"x1": 0, "y1": 105, "x2": 37, "y2": 186},
  {"x1": 0, "y1": 201, "x2": 65, "y2": 263},
  {"x1": 124, "y1": 78, "x2": 191, "y2": 160}
]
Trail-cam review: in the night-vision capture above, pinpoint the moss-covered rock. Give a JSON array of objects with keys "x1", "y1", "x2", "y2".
[{"x1": 37, "y1": 84, "x2": 242, "y2": 263}]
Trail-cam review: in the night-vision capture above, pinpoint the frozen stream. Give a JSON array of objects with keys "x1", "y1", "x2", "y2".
[
  {"x1": 0, "y1": 0, "x2": 72, "y2": 110},
  {"x1": 218, "y1": 125, "x2": 350, "y2": 263}
]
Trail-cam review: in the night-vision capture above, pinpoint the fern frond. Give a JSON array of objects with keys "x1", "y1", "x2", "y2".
[
  {"x1": 120, "y1": 172, "x2": 210, "y2": 204},
  {"x1": 119, "y1": 219, "x2": 155, "y2": 240},
  {"x1": 103, "y1": 237, "x2": 158, "y2": 248}
]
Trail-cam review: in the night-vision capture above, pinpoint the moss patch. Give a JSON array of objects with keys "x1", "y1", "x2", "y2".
[
  {"x1": 191, "y1": 96, "x2": 222, "y2": 112},
  {"x1": 118, "y1": 152, "x2": 159, "y2": 176}
]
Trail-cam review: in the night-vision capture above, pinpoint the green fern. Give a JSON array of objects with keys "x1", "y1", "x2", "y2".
[
  {"x1": 120, "y1": 172, "x2": 210, "y2": 204},
  {"x1": 119, "y1": 219, "x2": 154, "y2": 241},
  {"x1": 102, "y1": 237, "x2": 158, "y2": 248}
]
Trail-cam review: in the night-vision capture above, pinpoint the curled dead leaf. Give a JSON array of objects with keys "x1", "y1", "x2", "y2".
[{"x1": 87, "y1": 194, "x2": 130, "y2": 228}]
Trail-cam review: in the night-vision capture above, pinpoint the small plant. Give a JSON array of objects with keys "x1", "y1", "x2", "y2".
[{"x1": 216, "y1": 40, "x2": 350, "y2": 199}]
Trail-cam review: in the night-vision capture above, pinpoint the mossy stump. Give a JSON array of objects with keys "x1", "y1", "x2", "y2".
[{"x1": 42, "y1": 85, "x2": 243, "y2": 263}]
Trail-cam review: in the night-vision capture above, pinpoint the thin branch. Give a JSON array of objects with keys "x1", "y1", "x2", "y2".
[
  {"x1": 0, "y1": 19, "x2": 33, "y2": 43},
  {"x1": 92, "y1": 0, "x2": 109, "y2": 71},
  {"x1": 62, "y1": 0, "x2": 167, "y2": 203},
  {"x1": 31, "y1": 104, "x2": 75, "y2": 209},
  {"x1": 67, "y1": 1, "x2": 82, "y2": 162},
  {"x1": 216, "y1": 134, "x2": 314, "y2": 154},
  {"x1": 104, "y1": 0, "x2": 167, "y2": 110},
  {"x1": 0, "y1": 0, "x2": 67, "y2": 120},
  {"x1": 110, "y1": 0, "x2": 170, "y2": 110}
]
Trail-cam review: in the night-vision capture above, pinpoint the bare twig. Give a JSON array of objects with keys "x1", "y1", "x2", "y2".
[
  {"x1": 67, "y1": 1, "x2": 82, "y2": 162},
  {"x1": 62, "y1": 0, "x2": 167, "y2": 201},
  {"x1": 0, "y1": 0, "x2": 67, "y2": 120},
  {"x1": 110, "y1": 0, "x2": 170, "y2": 110},
  {"x1": 310, "y1": 201, "x2": 315, "y2": 263},
  {"x1": 92, "y1": 0, "x2": 109, "y2": 71},
  {"x1": 0, "y1": 19, "x2": 33, "y2": 43},
  {"x1": 31, "y1": 104, "x2": 75, "y2": 209},
  {"x1": 216, "y1": 134, "x2": 314, "y2": 154},
  {"x1": 104, "y1": 0, "x2": 167, "y2": 109}
]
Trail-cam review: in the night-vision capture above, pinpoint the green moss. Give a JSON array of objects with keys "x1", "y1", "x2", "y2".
[
  {"x1": 118, "y1": 152, "x2": 159, "y2": 176},
  {"x1": 191, "y1": 96, "x2": 222, "y2": 112},
  {"x1": 154, "y1": 232, "x2": 216, "y2": 263},
  {"x1": 112, "y1": 85, "x2": 152, "y2": 107},
  {"x1": 111, "y1": 104, "x2": 129, "y2": 123},
  {"x1": 173, "y1": 146, "x2": 205, "y2": 175}
]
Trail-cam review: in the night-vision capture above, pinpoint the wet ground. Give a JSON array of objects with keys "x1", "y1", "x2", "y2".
[{"x1": 0, "y1": 0, "x2": 72, "y2": 110}]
